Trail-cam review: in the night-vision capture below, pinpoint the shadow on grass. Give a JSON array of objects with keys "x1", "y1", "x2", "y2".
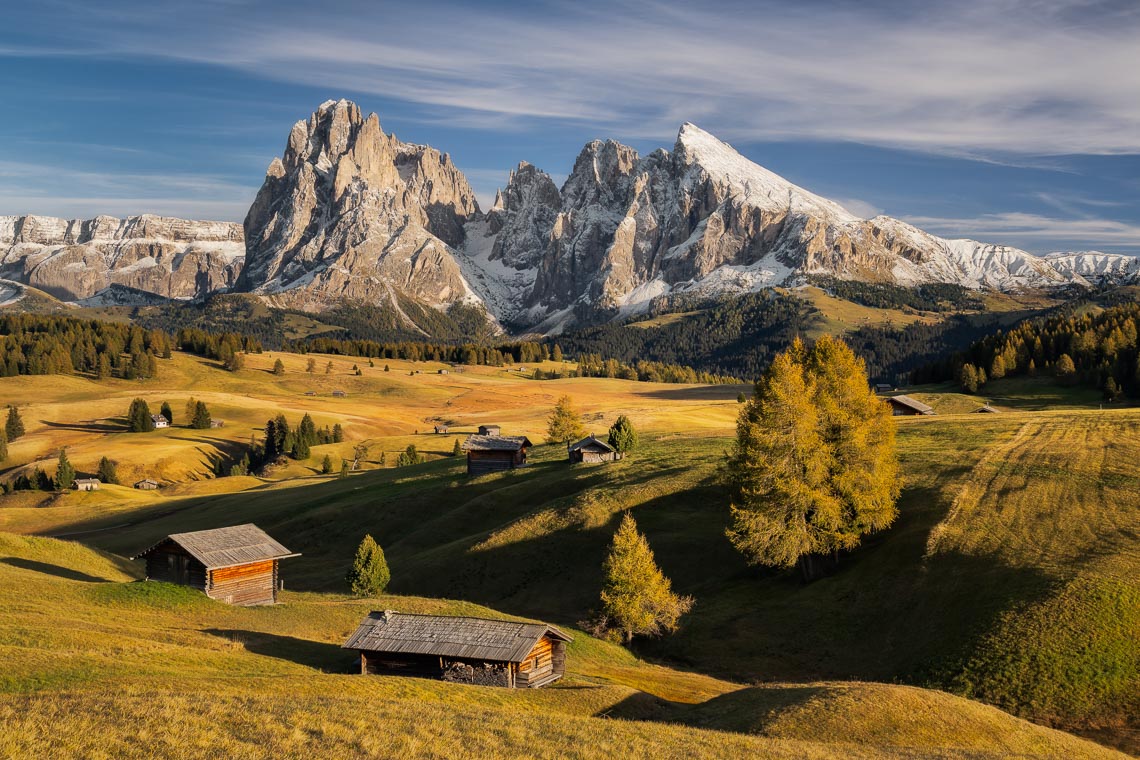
[
  {"x1": 39, "y1": 419, "x2": 125, "y2": 434},
  {"x1": 636, "y1": 384, "x2": 753, "y2": 402},
  {"x1": 203, "y1": 629, "x2": 357, "y2": 673},
  {"x1": 0, "y1": 556, "x2": 109, "y2": 582},
  {"x1": 599, "y1": 684, "x2": 840, "y2": 737}
]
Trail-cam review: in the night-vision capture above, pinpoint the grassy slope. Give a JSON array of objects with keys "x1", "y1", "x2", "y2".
[
  {"x1": 14, "y1": 409, "x2": 1136, "y2": 751},
  {"x1": 0, "y1": 534, "x2": 1119, "y2": 759}
]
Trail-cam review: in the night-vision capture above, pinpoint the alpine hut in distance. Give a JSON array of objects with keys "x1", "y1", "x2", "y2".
[
  {"x1": 568, "y1": 435, "x2": 622, "y2": 464},
  {"x1": 132, "y1": 524, "x2": 299, "y2": 606},
  {"x1": 885, "y1": 395, "x2": 935, "y2": 416},
  {"x1": 461, "y1": 434, "x2": 532, "y2": 476},
  {"x1": 343, "y1": 611, "x2": 571, "y2": 688}
]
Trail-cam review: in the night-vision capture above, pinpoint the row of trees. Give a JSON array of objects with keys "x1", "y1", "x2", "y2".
[
  {"x1": 546, "y1": 395, "x2": 638, "y2": 455},
  {"x1": 125, "y1": 398, "x2": 213, "y2": 432},
  {"x1": 928, "y1": 302, "x2": 1140, "y2": 399},
  {"x1": 0, "y1": 314, "x2": 170, "y2": 379},
  {"x1": 6, "y1": 447, "x2": 118, "y2": 492}
]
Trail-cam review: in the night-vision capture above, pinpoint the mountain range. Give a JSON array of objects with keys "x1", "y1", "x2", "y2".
[{"x1": 3, "y1": 99, "x2": 1136, "y2": 332}]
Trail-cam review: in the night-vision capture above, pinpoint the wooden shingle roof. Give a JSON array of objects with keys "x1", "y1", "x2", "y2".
[
  {"x1": 132, "y1": 523, "x2": 299, "y2": 570},
  {"x1": 343, "y1": 611, "x2": 571, "y2": 663},
  {"x1": 887, "y1": 395, "x2": 935, "y2": 415},
  {"x1": 461, "y1": 434, "x2": 532, "y2": 452},
  {"x1": 568, "y1": 435, "x2": 615, "y2": 453}
]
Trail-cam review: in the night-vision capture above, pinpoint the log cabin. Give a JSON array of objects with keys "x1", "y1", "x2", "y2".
[
  {"x1": 343, "y1": 611, "x2": 571, "y2": 688},
  {"x1": 461, "y1": 434, "x2": 532, "y2": 476},
  {"x1": 477, "y1": 424, "x2": 501, "y2": 436},
  {"x1": 131, "y1": 524, "x2": 300, "y2": 606},
  {"x1": 134, "y1": 478, "x2": 160, "y2": 490},
  {"x1": 568, "y1": 435, "x2": 622, "y2": 464},
  {"x1": 885, "y1": 395, "x2": 935, "y2": 416}
]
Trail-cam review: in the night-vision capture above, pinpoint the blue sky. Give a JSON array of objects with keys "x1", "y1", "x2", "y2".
[{"x1": 1, "y1": 0, "x2": 1137, "y2": 254}]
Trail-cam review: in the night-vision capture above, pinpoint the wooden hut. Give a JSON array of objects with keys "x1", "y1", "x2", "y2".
[
  {"x1": 343, "y1": 611, "x2": 571, "y2": 688},
  {"x1": 885, "y1": 395, "x2": 935, "y2": 416},
  {"x1": 151, "y1": 414, "x2": 170, "y2": 429},
  {"x1": 568, "y1": 435, "x2": 622, "y2": 464},
  {"x1": 131, "y1": 524, "x2": 299, "y2": 606},
  {"x1": 461, "y1": 435, "x2": 531, "y2": 476},
  {"x1": 134, "y1": 478, "x2": 160, "y2": 490},
  {"x1": 74, "y1": 478, "x2": 101, "y2": 491},
  {"x1": 973, "y1": 405, "x2": 1000, "y2": 413},
  {"x1": 477, "y1": 424, "x2": 501, "y2": 436},
  {"x1": 332, "y1": 390, "x2": 347, "y2": 398},
  {"x1": 434, "y1": 424, "x2": 449, "y2": 434}
]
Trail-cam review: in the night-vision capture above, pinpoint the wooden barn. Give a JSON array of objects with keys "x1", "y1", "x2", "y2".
[
  {"x1": 477, "y1": 424, "x2": 501, "y2": 436},
  {"x1": 134, "y1": 478, "x2": 160, "y2": 490},
  {"x1": 886, "y1": 395, "x2": 935, "y2": 416},
  {"x1": 74, "y1": 478, "x2": 100, "y2": 491},
  {"x1": 568, "y1": 435, "x2": 622, "y2": 464},
  {"x1": 343, "y1": 611, "x2": 571, "y2": 688},
  {"x1": 434, "y1": 424, "x2": 449, "y2": 434},
  {"x1": 973, "y1": 405, "x2": 1000, "y2": 414},
  {"x1": 461, "y1": 434, "x2": 532, "y2": 476},
  {"x1": 131, "y1": 524, "x2": 299, "y2": 606},
  {"x1": 151, "y1": 414, "x2": 170, "y2": 429}
]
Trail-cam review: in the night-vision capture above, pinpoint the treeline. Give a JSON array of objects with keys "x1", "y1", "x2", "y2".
[
  {"x1": 917, "y1": 302, "x2": 1140, "y2": 399},
  {"x1": 176, "y1": 328, "x2": 263, "y2": 370},
  {"x1": 573, "y1": 354, "x2": 738, "y2": 384},
  {"x1": 295, "y1": 336, "x2": 559, "y2": 366},
  {"x1": 554, "y1": 291, "x2": 818, "y2": 380},
  {"x1": 809, "y1": 276, "x2": 985, "y2": 312},
  {"x1": 0, "y1": 314, "x2": 171, "y2": 379}
]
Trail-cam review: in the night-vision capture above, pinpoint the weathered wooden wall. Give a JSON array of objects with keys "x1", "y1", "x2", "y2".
[
  {"x1": 207, "y1": 559, "x2": 277, "y2": 606},
  {"x1": 466, "y1": 450, "x2": 525, "y2": 476},
  {"x1": 144, "y1": 544, "x2": 207, "y2": 590}
]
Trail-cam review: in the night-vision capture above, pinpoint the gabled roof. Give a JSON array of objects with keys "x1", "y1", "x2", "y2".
[
  {"x1": 132, "y1": 523, "x2": 299, "y2": 570},
  {"x1": 886, "y1": 395, "x2": 935, "y2": 414},
  {"x1": 461, "y1": 434, "x2": 532, "y2": 452},
  {"x1": 974, "y1": 405, "x2": 1000, "y2": 413},
  {"x1": 75, "y1": 478, "x2": 101, "y2": 485},
  {"x1": 343, "y1": 611, "x2": 571, "y2": 663},
  {"x1": 568, "y1": 435, "x2": 615, "y2": 453}
]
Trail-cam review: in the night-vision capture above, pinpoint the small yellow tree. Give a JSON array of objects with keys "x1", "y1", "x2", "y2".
[
  {"x1": 600, "y1": 513, "x2": 693, "y2": 643},
  {"x1": 547, "y1": 395, "x2": 585, "y2": 444}
]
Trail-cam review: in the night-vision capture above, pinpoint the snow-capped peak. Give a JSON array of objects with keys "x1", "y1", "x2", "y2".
[{"x1": 675, "y1": 123, "x2": 857, "y2": 222}]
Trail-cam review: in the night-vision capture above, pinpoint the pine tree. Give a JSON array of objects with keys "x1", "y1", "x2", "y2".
[
  {"x1": 959, "y1": 363, "x2": 980, "y2": 393},
  {"x1": 55, "y1": 448, "x2": 76, "y2": 491},
  {"x1": 396, "y1": 445, "x2": 422, "y2": 467},
  {"x1": 607, "y1": 415, "x2": 638, "y2": 454},
  {"x1": 306, "y1": 357, "x2": 317, "y2": 375},
  {"x1": 185, "y1": 397, "x2": 198, "y2": 422},
  {"x1": 332, "y1": 424, "x2": 344, "y2": 443},
  {"x1": 547, "y1": 395, "x2": 585, "y2": 444},
  {"x1": 6, "y1": 406, "x2": 25, "y2": 441},
  {"x1": 191, "y1": 401, "x2": 212, "y2": 430},
  {"x1": 127, "y1": 398, "x2": 155, "y2": 432},
  {"x1": 346, "y1": 534, "x2": 390, "y2": 596},
  {"x1": 291, "y1": 436, "x2": 311, "y2": 460},
  {"x1": 339, "y1": 459, "x2": 350, "y2": 478},
  {"x1": 1057, "y1": 353, "x2": 1076, "y2": 377},
  {"x1": 273, "y1": 358, "x2": 286, "y2": 375},
  {"x1": 726, "y1": 336, "x2": 899, "y2": 579},
  {"x1": 298, "y1": 414, "x2": 318, "y2": 446},
  {"x1": 160, "y1": 401, "x2": 174, "y2": 426},
  {"x1": 600, "y1": 513, "x2": 693, "y2": 643},
  {"x1": 325, "y1": 361, "x2": 334, "y2": 375},
  {"x1": 321, "y1": 454, "x2": 333, "y2": 474},
  {"x1": 97, "y1": 456, "x2": 119, "y2": 485},
  {"x1": 224, "y1": 351, "x2": 244, "y2": 372},
  {"x1": 552, "y1": 344, "x2": 563, "y2": 362},
  {"x1": 451, "y1": 438, "x2": 461, "y2": 457}
]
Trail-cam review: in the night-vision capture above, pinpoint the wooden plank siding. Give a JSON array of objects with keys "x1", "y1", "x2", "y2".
[
  {"x1": 207, "y1": 559, "x2": 277, "y2": 606},
  {"x1": 144, "y1": 546, "x2": 208, "y2": 590}
]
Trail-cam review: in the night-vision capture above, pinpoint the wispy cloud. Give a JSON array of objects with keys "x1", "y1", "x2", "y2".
[
  {"x1": 0, "y1": 160, "x2": 256, "y2": 221},
  {"x1": 906, "y1": 212, "x2": 1140, "y2": 250},
  {"x1": 7, "y1": 0, "x2": 1138, "y2": 155}
]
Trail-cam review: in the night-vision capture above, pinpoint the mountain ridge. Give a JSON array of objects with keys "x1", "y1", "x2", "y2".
[{"x1": 1, "y1": 100, "x2": 1136, "y2": 331}]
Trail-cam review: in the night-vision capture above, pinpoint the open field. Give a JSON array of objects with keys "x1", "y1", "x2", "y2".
[
  {"x1": 1, "y1": 353, "x2": 1137, "y2": 755},
  {"x1": 0, "y1": 533, "x2": 1122, "y2": 759}
]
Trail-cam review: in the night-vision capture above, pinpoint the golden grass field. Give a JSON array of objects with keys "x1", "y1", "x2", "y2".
[{"x1": 0, "y1": 349, "x2": 1136, "y2": 757}]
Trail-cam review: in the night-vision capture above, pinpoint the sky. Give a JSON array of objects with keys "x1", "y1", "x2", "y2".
[{"x1": 0, "y1": 0, "x2": 1137, "y2": 254}]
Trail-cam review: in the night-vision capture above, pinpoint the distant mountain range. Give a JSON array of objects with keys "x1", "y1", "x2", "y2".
[{"x1": 2, "y1": 99, "x2": 1136, "y2": 332}]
